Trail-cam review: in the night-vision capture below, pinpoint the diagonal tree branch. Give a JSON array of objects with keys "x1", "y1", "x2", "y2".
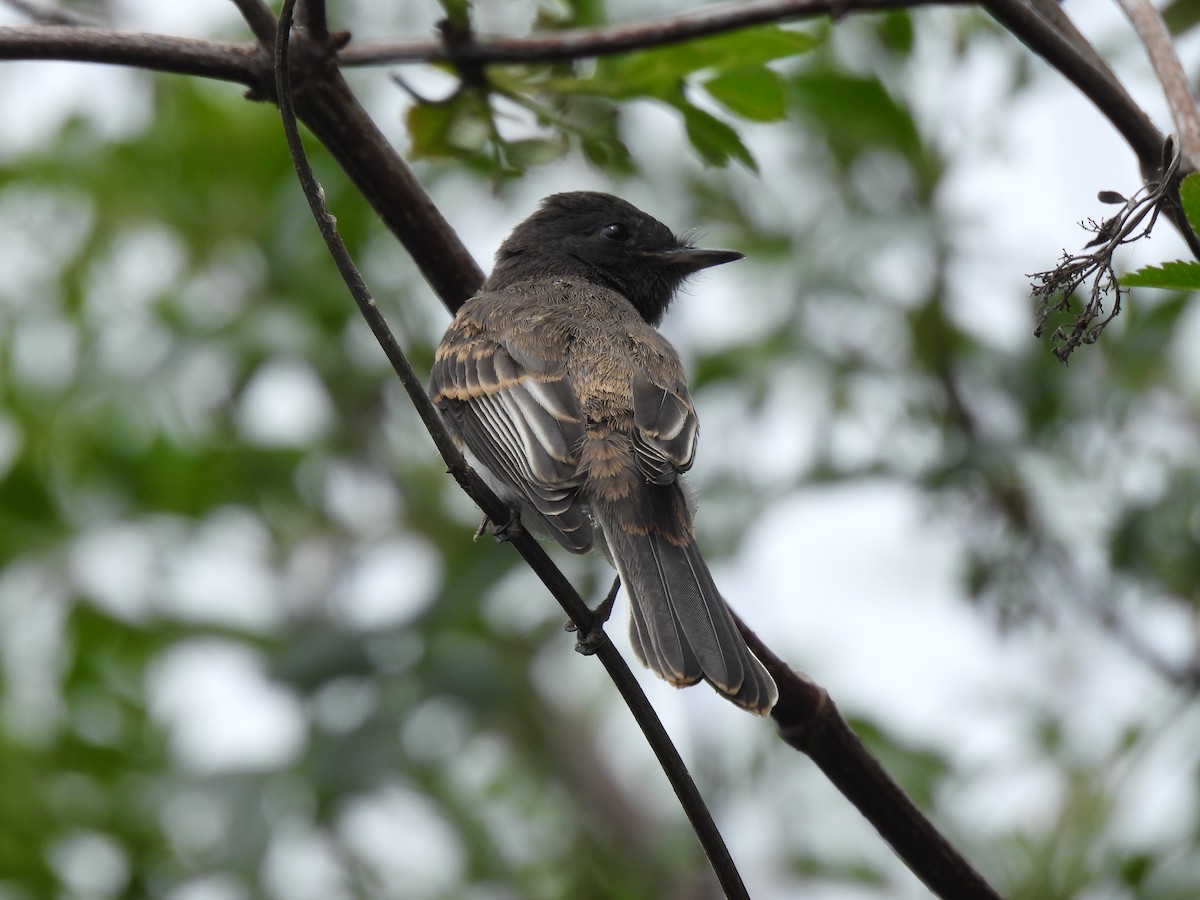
[
  {"x1": 981, "y1": 0, "x2": 1162, "y2": 172},
  {"x1": 982, "y1": 0, "x2": 1200, "y2": 258},
  {"x1": 1117, "y1": 0, "x2": 1200, "y2": 170},
  {"x1": 274, "y1": 4, "x2": 752, "y2": 897},
  {"x1": 274, "y1": 12, "x2": 1004, "y2": 900},
  {"x1": 736, "y1": 618, "x2": 1002, "y2": 899}
]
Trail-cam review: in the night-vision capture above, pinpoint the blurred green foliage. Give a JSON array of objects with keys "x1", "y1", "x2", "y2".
[
  {"x1": 407, "y1": 23, "x2": 816, "y2": 174},
  {"x1": 1, "y1": 3, "x2": 1200, "y2": 899}
]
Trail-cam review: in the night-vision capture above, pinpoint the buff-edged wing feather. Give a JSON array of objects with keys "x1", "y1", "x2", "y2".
[
  {"x1": 630, "y1": 371, "x2": 699, "y2": 485},
  {"x1": 430, "y1": 320, "x2": 592, "y2": 552}
]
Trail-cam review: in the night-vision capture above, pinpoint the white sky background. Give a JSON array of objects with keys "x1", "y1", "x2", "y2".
[{"x1": 1, "y1": 2, "x2": 1199, "y2": 899}]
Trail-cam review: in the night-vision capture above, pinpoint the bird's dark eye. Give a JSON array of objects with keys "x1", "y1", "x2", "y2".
[{"x1": 600, "y1": 222, "x2": 630, "y2": 242}]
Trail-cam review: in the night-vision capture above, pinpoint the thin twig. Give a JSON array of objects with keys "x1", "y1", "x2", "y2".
[
  {"x1": 0, "y1": 5, "x2": 1094, "y2": 894},
  {"x1": 1031, "y1": 144, "x2": 1181, "y2": 359},
  {"x1": 1116, "y1": 0, "x2": 1200, "y2": 171},
  {"x1": 273, "y1": 4, "x2": 750, "y2": 897}
]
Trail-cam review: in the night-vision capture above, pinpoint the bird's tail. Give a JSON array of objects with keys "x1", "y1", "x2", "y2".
[{"x1": 594, "y1": 481, "x2": 778, "y2": 715}]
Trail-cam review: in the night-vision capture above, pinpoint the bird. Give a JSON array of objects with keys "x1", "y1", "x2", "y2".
[{"x1": 429, "y1": 191, "x2": 778, "y2": 714}]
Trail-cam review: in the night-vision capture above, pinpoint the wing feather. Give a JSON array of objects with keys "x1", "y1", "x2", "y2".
[
  {"x1": 430, "y1": 321, "x2": 592, "y2": 552},
  {"x1": 630, "y1": 371, "x2": 699, "y2": 485}
]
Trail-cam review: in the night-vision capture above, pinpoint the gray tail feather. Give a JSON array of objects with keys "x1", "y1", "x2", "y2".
[{"x1": 599, "y1": 503, "x2": 778, "y2": 715}]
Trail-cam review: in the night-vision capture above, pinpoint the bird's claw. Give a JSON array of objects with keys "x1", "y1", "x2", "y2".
[
  {"x1": 572, "y1": 622, "x2": 607, "y2": 656},
  {"x1": 566, "y1": 575, "x2": 620, "y2": 656},
  {"x1": 474, "y1": 506, "x2": 523, "y2": 544}
]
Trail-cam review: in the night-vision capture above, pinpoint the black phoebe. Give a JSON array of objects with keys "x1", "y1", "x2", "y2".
[{"x1": 429, "y1": 192, "x2": 778, "y2": 714}]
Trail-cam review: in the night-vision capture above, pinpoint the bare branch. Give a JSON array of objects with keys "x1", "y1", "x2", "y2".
[
  {"x1": 295, "y1": 0, "x2": 329, "y2": 42},
  {"x1": 0, "y1": 25, "x2": 262, "y2": 85},
  {"x1": 0, "y1": 5, "x2": 1139, "y2": 893},
  {"x1": 275, "y1": 6, "x2": 753, "y2": 897},
  {"x1": 981, "y1": 0, "x2": 1163, "y2": 174},
  {"x1": 229, "y1": 0, "x2": 276, "y2": 50},
  {"x1": 1116, "y1": 0, "x2": 1200, "y2": 171},
  {"x1": 338, "y1": 0, "x2": 960, "y2": 67},
  {"x1": 740, "y1": 621, "x2": 1004, "y2": 899},
  {"x1": 983, "y1": 1, "x2": 1200, "y2": 259}
]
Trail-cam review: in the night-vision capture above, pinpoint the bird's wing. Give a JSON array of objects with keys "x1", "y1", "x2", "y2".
[
  {"x1": 630, "y1": 370, "x2": 699, "y2": 485},
  {"x1": 430, "y1": 319, "x2": 592, "y2": 552}
]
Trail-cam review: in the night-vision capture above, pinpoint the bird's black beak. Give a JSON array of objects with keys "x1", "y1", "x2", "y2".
[{"x1": 650, "y1": 247, "x2": 744, "y2": 271}]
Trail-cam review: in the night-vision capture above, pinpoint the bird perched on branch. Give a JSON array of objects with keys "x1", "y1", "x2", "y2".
[{"x1": 429, "y1": 191, "x2": 778, "y2": 714}]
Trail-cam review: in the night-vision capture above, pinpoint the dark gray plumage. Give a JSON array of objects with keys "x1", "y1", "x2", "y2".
[{"x1": 429, "y1": 192, "x2": 778, "y2": 714}]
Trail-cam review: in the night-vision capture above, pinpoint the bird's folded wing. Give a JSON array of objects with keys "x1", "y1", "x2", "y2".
[
  {"x1": 430, "y1": 335, "x2": 593, "y2": 552},
  {"x1": 630, "y1": 371, "x2": 699, "y2": 485}
]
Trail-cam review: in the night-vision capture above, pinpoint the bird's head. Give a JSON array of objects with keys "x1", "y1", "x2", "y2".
[{"x1": 485, "y1": 192, "x2": 742, "y2": 325}]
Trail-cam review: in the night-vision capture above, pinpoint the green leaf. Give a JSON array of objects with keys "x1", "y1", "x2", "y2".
[
  {"x1": 405, "y1": 95, "x2": 490, "y2": 159},
  {"x1": 1179, "y1": 171, "x2": 1200, "y2": 238},
  {"x1": 503, "y1": 137, "x2": 568, "y2": 169},
  {"x1": 704, "y1": 67, "x2": 787, "y2": 122},
  {"x1": 677, "y1": 102, "x2": 756, "y2": 170},
  {"x1": 877, "y1": 11, "x2": 915, "y2": 54},
  {"x1": 437, "y1": 0, "x2": 471, "y2": 31},
  {"x1": 790, "y1": 72, "x2": 924, "y2": 165},
  {"x1": 587, "y1": 25, "x2": 817, "y2": 100},
  {"x1": 406, "y1": 102, "x2": 457, "y2": 158},
  {"x1": 1121, "y1": 259, "x2": 1200, "y2": 290},
  {"x1": 1163, "y1": 0, "x2": 1200, "y2": 36},
  {"x1": 580, "y1": 132, "x2": 632, "y2": 170},
  {"x1": 692, "y1": 25, "x2": 819, "y2": 67}
]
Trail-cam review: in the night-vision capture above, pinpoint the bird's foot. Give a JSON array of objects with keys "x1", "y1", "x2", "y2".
[
  {"x1": 567, "y1": 576, "x2": 620, "y2": 656},
  {"x1": 474, "y1": 506, "x2": 522, "y2": 544}
]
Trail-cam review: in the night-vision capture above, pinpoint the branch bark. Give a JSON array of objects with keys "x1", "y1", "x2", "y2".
[
  {"x1": 275, "y1": 12, "x2": 1004, "y2": 900},
  {"x1": 1117, "y1": 0, "x2": 1200, "y2": 171},
  {"x1": 230, "y1": 0, "x2": 277, "y2": 50},
  {"x1": 275, "y1": 6, "x2": 752, "y2": 897},
  {"x1": 2, "y1": 0, "x2": 1194, "y2": 252},
  {"x1": 12, "y1": 3, "x2": 1176, "y2": 895},
  {"x1": 981, "y1": 0, "x2": 1200, "y2": 256},
  {"x1": 733, "y1": 618, "x2": 1003, "y2": 899},
  {"x1": 338, "y1": 0, "x2": 959, "y2": 66},
  {"x1": 0, "y1": 25, "x2": 264, "y2": 85}
]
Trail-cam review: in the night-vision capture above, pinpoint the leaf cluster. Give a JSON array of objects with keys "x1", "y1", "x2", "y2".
[{"x1": 406, "y1": 20, "x2": 817, "y2": 175}]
